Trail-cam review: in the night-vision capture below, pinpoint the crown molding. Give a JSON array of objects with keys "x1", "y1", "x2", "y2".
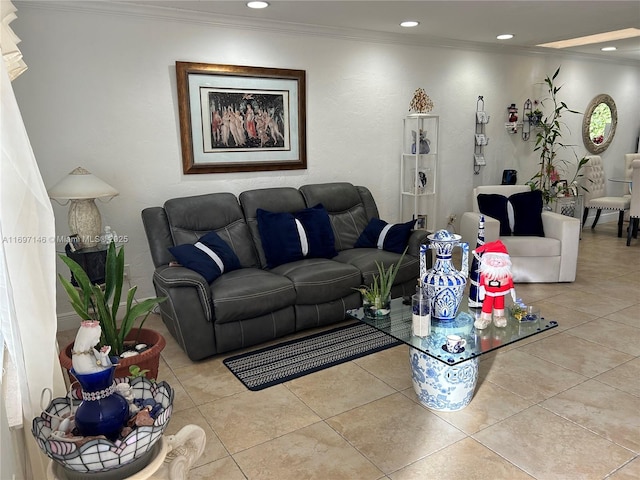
[{"x1": 15, "y1": 1, "x2": 639, "y2": 67}]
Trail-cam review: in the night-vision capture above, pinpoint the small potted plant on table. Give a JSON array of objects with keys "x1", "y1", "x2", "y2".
[{"x1": 354, "y1": 250, "x2": 406, "y2": 318}]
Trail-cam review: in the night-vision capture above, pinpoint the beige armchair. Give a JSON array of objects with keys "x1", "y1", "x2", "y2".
[
  {"x1": 627, "y1": 159, "x2": 640, "y2": 246},
  {"x1": 460, "y1": 185, "x2": 581, "y2": 283}
]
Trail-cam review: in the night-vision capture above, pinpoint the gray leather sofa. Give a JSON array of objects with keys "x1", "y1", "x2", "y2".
[{"x1": 142, "y1": 182, "x2": 428, "y2": 361}]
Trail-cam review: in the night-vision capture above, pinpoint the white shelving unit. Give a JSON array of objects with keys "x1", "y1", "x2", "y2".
[{"x1": 400, "y1": 114, "x2": 439, "y2": 231}]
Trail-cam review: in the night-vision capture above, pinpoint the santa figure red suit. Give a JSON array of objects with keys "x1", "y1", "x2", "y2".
[{"x1": 473, "y1": 240, "x2": 516, "y2": 329}]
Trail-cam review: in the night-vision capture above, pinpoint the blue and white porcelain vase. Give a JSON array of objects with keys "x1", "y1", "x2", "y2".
[
  {"x1": 421, "y1": 230, "x2": 469, "y2": 321},
  {"x1": 71, "y1": 366, "x2": 129, "y2": 441},
  {"x1": 409, "y1": 310, "x2": 478, "y2": 411},
  {"x1": 410, "y1": 348, "x2": 478, "y2": 411}
]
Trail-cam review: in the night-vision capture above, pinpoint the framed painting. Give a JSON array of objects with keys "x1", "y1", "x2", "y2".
[{"x1": 176, "y1": 62, "x2": 306, "y2": 174}]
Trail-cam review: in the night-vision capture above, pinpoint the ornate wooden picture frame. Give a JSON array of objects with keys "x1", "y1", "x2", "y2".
[{"x1": 176, "y1": 62, "x2": 306, "y2": 174}]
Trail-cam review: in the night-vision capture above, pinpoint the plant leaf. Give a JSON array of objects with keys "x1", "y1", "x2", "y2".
[
  {"x1": 58, "y1": 274, "x2": 93, "y2": 320},
  {"x1": 59, "y1": 255, "x2": 94, "y2": 295},
  {"x1": 92, "y1": 286, "x2": 120, "y2": 353}
]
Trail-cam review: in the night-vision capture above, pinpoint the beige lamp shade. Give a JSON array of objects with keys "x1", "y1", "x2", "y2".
[
  {"x1": 48, "y1": 167, "x2": 118, "y2": 248},
  {"x1": 48, "y1": 167, "x2": 118, "y2": 200}
]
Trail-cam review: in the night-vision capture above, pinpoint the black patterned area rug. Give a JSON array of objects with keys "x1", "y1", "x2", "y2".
[{"x1": 223, "y1": 322, "x2": 402, "y2": 391}]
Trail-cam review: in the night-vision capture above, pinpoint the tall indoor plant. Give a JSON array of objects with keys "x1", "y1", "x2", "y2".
[
  {"x1": 528, "y1": 66, "x2": 588, "y2": 204},
  {"x1": 58, "y1": 241, "x2": 166, "y2": 379}
]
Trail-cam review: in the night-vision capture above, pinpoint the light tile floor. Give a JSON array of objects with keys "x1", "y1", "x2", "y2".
[{"x1": 58, "y1": 223, "x2": 640, "y2": 479}]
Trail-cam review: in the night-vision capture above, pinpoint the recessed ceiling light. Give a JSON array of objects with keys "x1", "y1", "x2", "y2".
[
  {"x1": 247, "y1": 1, "x2": 269, "y2": 9},
  {"x1": 400, "y1": 21, "x2": 420, "y2": 28},
  {"x1": 497, "y1": 34, "x2": 514, "y2": 40},
  {"x1": 601, "y1": 46, "x2": 617, "y2": 52}
]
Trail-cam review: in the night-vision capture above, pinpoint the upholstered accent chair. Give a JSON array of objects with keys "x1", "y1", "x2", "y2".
[
  {"x1": 460, "y1": 185, "x2": 581, "y2": 283},
  {"x1": 627, "y1": 159, "x2": 640, "y2": 246},
  {"x1": 581, "y1": 155, "x2": 631, "y2": 237},
  {"x1": 624, "y1": 153, "x2": 640, "y2": 198}
]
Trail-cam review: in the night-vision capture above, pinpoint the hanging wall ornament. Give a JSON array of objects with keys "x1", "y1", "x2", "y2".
[{"x1": 409, "y1": 88, "x2": 434, "y2": 113}]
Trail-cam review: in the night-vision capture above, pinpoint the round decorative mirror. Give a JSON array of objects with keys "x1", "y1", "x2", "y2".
[{"x1": 582, "y1": 94, "x2": 617, "y2": 154}]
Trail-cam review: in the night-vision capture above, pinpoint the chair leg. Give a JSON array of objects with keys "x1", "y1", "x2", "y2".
[
  {"x1": 617, "y1": 210, "x2": 625, "y2": 237},
  {"x1": 591, "y1": 209, "x2": 602, "y2": 229},
  {"x1": 633, "y1": 218, "x2": 639, "y2": 238},
  {"x1": 582, "y1": 208, "x2": 589, "y2": 227},
  {"x1": 627, "y1": 218, "x2": 637, "y2": 246}
]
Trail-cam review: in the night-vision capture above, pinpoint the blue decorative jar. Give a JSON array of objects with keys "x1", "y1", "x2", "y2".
[
  {"x1": 421, "y1": 230, "x2": 469, "y2": 321},
  {"x1": 71, "y1": 366, "x2": 129, "y2": 441}
]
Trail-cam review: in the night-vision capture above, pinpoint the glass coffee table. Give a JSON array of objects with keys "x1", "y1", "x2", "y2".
[{"x1": 347, "y1": 297, "x2": 557, "y2": 412}]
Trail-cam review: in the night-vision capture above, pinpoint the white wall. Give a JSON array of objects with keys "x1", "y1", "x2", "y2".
[{"x1": 11, "y1": 3, "x2": 640, "y2": 322}]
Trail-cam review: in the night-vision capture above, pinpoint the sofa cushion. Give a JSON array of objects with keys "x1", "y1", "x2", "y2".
[
  {"x1": 257, "y1": 204, "x2": 337, "y2": 268},
  {"x1": 335, "y1": 248, "x2": 419, "y2": 289},
  {"x1": 501, "y1": 236, "x2": 560, "y2": 257},
  {"x1": 477, "y1": 193, "x2": 511, "y2": 236},
  {"x1": 354, "y1": 218, "x2": 415, "y2": 253},
  {"x1": 163, "y1": 192, "x2": 260, "y2": 268},
  {"x1": 211, "y1": 268, "x2": 296, "y2": 324},
  {"x1": 299, "y1": 183, "x2": 375, "y2": 251},
  {"x1": 271, "y1": 258, "x2": 361, "y2": 304},
  {"x1": 509, "y1": 190, "x2": 545, "y2": 237},
  {"x1": 169, "y1": 231, "x2": 241, "y2": 283}
]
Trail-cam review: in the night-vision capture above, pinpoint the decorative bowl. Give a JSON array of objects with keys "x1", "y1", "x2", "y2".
[{"x1": 32, "y1": 377, "x2": 173, "y2": 475}]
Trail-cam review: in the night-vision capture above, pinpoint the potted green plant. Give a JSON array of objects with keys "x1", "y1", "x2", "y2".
[
  {"x1": 58, "y1": 241, "x2": 167, "y2": 380},
  {"x1": 527, "y1": 66, "x2": 589, "y2": 205},
  {"x1": 354, "y1": 250, "x2": 406, "y2": 317}
]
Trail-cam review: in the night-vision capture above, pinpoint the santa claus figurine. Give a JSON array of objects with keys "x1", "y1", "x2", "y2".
[{"x1": 473, "y1": 240, "x2": 516, "y2": 329}]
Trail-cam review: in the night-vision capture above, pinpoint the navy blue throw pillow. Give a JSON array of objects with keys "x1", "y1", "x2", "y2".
[
  {"x1": 477, "y1": 194, "x2": 511, "y2": 236},
  {"x1": 509, "y1": 190, "x2": 545, "y2": 237},
  {"x1": 169, "y1": 231, "x2": 241, "y2": 283},
  {"x1": 354, "y1": 218, "x2": 415, "y2": 254},
  {"x1": 257, "y1": 204, "x2": 337, "y2": 268}
]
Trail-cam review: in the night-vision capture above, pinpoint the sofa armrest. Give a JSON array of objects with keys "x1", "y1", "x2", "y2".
[
  {"x1": 152, "y1": 265, "x2": 218, "y2": 360},
  {"x1": 141, "y1": 207, "x2": 175, "y2": 268},
  {"x1": 460, "y1": 212, "x2": 500, "y2": 246},
  {"x1": 541, "y1": 211, "x2": 580, "y2": 282},
  {"x1": 153, "y1": 264, "x2": 213, "y2": 322},
  {"x1": 541, "y1": 211, "x2": 579, "y2": 241},
  {"x1": 408, "y1": 229, "x2": 429, "y2": 257}
]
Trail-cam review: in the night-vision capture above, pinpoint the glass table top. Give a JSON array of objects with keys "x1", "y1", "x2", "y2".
[{"x1": 347, "y1": 297, "x2": 558, "y2": 365}]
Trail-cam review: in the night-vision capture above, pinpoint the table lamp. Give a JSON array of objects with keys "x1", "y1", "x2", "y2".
[{"x1": 48, "y1": 167, "x2": 118, "y2": 248}]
